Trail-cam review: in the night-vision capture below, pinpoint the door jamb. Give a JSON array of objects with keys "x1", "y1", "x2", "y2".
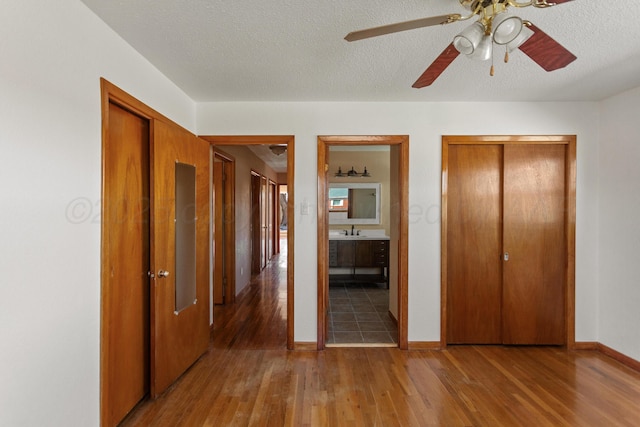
[
  {"x1": 440, "y1": 135, "x2": 576, "y2": 349},
  {"x1": 317, "y1": 135, "x2": 409, "y2": 350}
]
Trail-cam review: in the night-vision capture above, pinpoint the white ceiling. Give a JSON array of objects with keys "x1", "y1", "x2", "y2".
[{"x1": 81, "y1": 0, "x2": 640, "y2": 103}]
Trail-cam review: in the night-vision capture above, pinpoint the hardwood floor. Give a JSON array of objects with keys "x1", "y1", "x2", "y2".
[{"x1": 121, "y1": 247, "x2": 640, "y2": 426}]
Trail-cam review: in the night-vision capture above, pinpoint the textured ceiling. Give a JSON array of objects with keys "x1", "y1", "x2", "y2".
[{"x1": 80, "y1": 0, "x2": 640, "y2": 102}]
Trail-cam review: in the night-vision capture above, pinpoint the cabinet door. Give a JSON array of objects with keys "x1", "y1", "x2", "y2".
[
  {"x1": 502, "y1": 144, "x2": 566, "y2": 345},
  {"x1": 354, "y1": 240, "x2": 372, "y2": 267},
  {"x1": 328, "y1": 240, "x2": 338, "y2": 267},
  {"x1": 336, "y1": 240, "x2": 355, "y2": 267}
]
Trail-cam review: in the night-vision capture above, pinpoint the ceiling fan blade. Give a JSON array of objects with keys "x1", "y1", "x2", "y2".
[
  {"x1": 518, "y1": 24, "x2": 576, "y2": 72},
  {"x1": 412, "y1": 43, "x2": 460, "y2": 88},
  {"x1": 551, "y1": 0, "x2": 574, "y2": 3},
  {"x1": 345, "y1": 14, "x2": 458, "y2": 42}
]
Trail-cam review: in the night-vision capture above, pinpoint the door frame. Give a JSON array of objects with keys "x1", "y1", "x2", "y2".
[
  {"x1": 441, "y1": 135, "x2": 577, "y2": 349},
  {"x1": 317, "y1": 135, "x2": 409, "y2": 350},
  {"x1": 200, "y1": 135, "x2": 295, "y2": 350}
]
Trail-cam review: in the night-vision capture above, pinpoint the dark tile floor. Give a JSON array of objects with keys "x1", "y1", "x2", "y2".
[{"x1": 327, "y1": 280, "x2": 398, "y2": 344}]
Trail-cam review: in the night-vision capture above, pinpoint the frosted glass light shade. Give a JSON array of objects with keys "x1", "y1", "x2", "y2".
[
  {"x1": 470, "y1": 35, "x2": 493, "y2": 61},
  {"x1": 492, "y1": 13, "x2": 523, "y2": 45},
  {"x1": 453, "y1": 22, "x2": 486, "y2": 55},
  {"x1": 506, "y1": 25, "x2": 534, "y2": 52}
]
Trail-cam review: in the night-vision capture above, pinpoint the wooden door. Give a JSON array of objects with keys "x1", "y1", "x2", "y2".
[
  {"x1": 102, "y1": 102, "x2": 150, "y2": 426},
  {"x1": 251, "y1": 172, "x2": 261, "y2": 275},
  {"x1": 447, "y1": 145, "x2": 503, "y2": 344},
  {"x1": 150, "y1": 120, "x2": 210, "y2": 397},
  {"x1": 502, "y1": 144, "x2": 566, "y2": 344},
  {"x1": 261, "y1": 176, "x2": 268, "y2": 269},
  {"x1": 445, "y1": 140, "x2": 571, "y2": 345},
  {"x1": 213, "y1": 159, "x2": 224, "y2": 305},
  {"x1": 268, "y1": 180, "x2": 277, "y2": 258}
]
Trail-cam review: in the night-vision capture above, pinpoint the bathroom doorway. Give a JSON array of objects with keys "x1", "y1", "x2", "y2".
[{"x1": 317, "y1": 136, "x2": 409, "y2": 350}]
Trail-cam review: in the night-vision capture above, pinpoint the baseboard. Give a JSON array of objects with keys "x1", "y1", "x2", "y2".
[
  {"x1": 575, "y1": 341, "x2": 640, "y2": 373},
  {"x1": 408, "y1": 341, "x2": 442, "y2": 351},
  {"x1": 573, "y1": 341, "x2": 598, "y2": 351},
  {"x1": 596, "y1": 343, "x2": 640, "y2": 372},
  {"x1": 293, "y1": 342, "x2": 317, "y2": 351}
]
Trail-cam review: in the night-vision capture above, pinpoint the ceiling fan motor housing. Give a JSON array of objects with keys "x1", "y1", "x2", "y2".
[{"x1": 461, "y1": 0, "x2": 509, "y2": 10}]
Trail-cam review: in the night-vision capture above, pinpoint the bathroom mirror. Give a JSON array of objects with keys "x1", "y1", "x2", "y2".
[{"x1": 328, "y1": 183, "x2": 381, "y2": 225}]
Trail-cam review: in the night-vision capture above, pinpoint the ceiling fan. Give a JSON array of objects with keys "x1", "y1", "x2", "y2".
[{"x1": 345, "y1": 0, "x2": 577, "y2": 88}]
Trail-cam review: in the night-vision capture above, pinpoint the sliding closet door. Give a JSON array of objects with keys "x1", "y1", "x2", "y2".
[
  {"x1": 447, "y1": 145, "x2": 503, "y2": 344},
  {"x1": 502, "y1": 144, "x2": 566, "y2": 345}
]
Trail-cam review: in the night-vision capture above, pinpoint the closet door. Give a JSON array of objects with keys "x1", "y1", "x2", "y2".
[
  {"x1": 502, "y1": 144, "x2": 566, "y2": 345},
  {"x1": 447, "y1": 145, "x2": 503, "y2": 344}
]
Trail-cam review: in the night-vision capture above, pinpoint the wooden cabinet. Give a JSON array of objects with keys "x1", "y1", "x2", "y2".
[
  {"x1": 329, "y1": 239, "x2": 389, "y2": 275},
  {"x1": 329, "y1": 239, "x2": 354, "y2": 267}
]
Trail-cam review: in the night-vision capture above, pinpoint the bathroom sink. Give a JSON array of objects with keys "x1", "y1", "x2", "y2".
[{"x1": 328, "y1": 229, "x2": 389, "y2": 240}]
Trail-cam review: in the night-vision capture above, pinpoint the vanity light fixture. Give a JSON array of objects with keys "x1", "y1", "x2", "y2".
[{"x1": 335, "y1": 166, "x2": 371, "y2": 177}]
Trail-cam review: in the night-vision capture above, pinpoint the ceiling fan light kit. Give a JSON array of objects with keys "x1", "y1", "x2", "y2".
[{"x1": 345, "y1": 0, "x2": 576, "y2": 87}]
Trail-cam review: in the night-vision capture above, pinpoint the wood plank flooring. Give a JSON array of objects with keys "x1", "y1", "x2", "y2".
[{"x1": 122, "y1": 247, "x2": 640, "y2": 426}]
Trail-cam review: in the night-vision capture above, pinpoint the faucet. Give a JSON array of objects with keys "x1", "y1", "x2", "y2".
[
  {"x1": 343, "y1": 229, "x2": 348, "y2": 236},
  {"x1": 351, "y1": 225, "x2": 355, "y2": 235}
]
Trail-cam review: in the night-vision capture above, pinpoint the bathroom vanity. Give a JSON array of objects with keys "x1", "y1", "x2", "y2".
[{"x1": 328, "y1": 232, "x2": 389, "y2": 283}]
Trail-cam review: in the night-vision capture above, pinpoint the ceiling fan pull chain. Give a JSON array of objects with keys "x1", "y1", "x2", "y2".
[
  {"x1": 490, "y1": 41, "x2": 495, "y2": 76},
  {"x1": 504, "y1": 46, "x2": 510, "y2": 63}
]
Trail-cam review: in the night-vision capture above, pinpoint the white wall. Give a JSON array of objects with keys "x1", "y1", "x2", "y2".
[
  {"x1": 598, "y1": 86, "x2": 640, "y2": 362},
  {"x1": 2, "y1": 1, "x2": 632, "y2": 425},
  {"x1": 196, "y1": 101, "x2": 601, "y2": 344},
  {"x1": 0, "y1": 1, "x2": 195, "y2": 426}
]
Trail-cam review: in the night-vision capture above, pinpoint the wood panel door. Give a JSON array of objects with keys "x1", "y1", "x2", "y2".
[
  {"x1": 102, "y1": 102, "x2": 151, "y2": 426},
  {"x1": 213, "y1": 159, "x2": 225, "y2": 305},
  {"x1": 150, "y1": 120, "x2": 210, "y2": 397},
  {"x1": 446, "y1": 141, "x2": 569, "y2": 345},
  {"x1": 502, "y1": 144, "x2": 566, "y2": 344},
  {"x1": 251, "y1": 172, "x2": 261, "y2": 275},
  {"x1": 447, "y1": 145, "x2": 503, "y2": 344},
  {"x1": 261, "y1": 176, "x2": 268, "y2": 269}
]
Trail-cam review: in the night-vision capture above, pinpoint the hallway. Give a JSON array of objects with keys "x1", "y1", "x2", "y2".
[
  {"x1": 120, "y1": 246, "x2": 640, "y2": 426},
  {"x1": 209, "y1": 240, "x2": 289, "y2": 351}
]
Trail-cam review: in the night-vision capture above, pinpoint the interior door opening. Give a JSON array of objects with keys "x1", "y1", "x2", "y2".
[
  {"x1": 317, "y1": 136, "x2": 409, "y2": 350},
  {"x1": 200, "y1": 136, "x2": 295, "y2": 350}
]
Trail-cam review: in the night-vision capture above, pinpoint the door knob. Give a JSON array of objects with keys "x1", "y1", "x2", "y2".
[{"x1": 158, "y1": 270, "x2": 170, "y2": 278}]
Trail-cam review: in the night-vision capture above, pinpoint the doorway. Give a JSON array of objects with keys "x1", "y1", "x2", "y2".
[
  {"x1": 440, "y1": 135, "x2": 576, "y2": 347},
  {"x1": 317, "y1": 135, "x2": 409, "y2": 350},
  {"x1": 200, "y1": 135, "x2": 296, "y2": 350}
]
